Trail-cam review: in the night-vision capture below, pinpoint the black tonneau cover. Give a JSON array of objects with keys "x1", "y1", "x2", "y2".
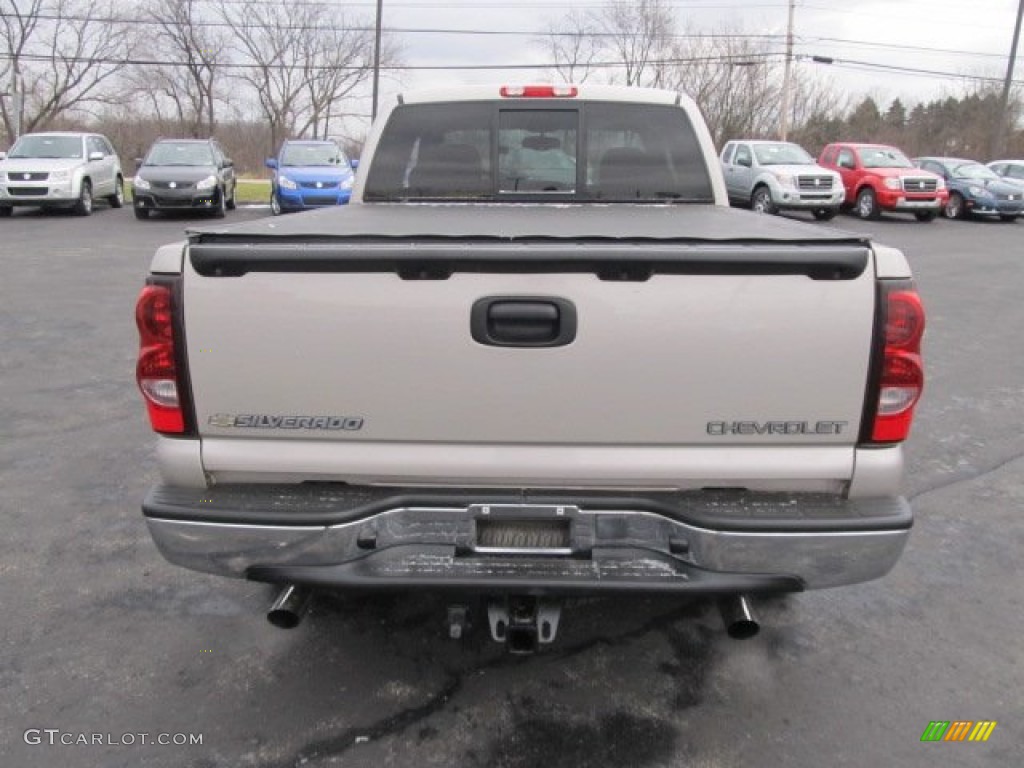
[{"x1": 189, "y1": 203, "x2": 871, "y2": 280}]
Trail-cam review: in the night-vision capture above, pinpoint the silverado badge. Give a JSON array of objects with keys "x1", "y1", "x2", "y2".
[{"x1": 208, "y1": 414, "x2": 363, "y2": 430}]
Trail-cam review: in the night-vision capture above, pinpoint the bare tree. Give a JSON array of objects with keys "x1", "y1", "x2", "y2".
[
  {"x1": 592, "y1": 0, "x2": 674, "y2": 87},
  {"x1": 216, "y1": 0, "x2": 309, "y2": 151},
  {"x1": 3, "y1": 0, "x2": 135, "y2": 139},
  {"x1": 785, "y1": 66, "x2": 848, "y2": 141},
  {"x1": 298, "y1": 20, "x2": 385, "y2": 139},
  {"x1": 1, "y1": 0, "x2": 42, "y2": 138},
  {"x1": 217, "y1": 2, "x2": 386, "y2": 151},
  {"x1": 129, "y1": 0, "x2": 227, "y2": 137},
  {"x1": 535, "y1": 10, "x2": 602, "y2": 84},
  {"x1": 658, "y1": 30, "x2": 780, "y2": 144}
]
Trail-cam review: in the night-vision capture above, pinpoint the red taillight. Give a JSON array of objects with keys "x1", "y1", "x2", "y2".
[
  {"x1": 871, "y1": 285, "x2": 925, "y2": 442},
  {"x1": 884, "y1": 291, "x2": 925, "y2": 348},
  {"x1": 500, "y1": 85, "x2": 578, "y2": 98},
  {"x1": 136, "y1": 284, "x2": 185, "y2": 434}
]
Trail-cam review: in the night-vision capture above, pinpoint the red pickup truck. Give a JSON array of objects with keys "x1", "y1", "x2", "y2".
[{"x1": 819, "y1": 143, "x2": 948, "y2": 221}]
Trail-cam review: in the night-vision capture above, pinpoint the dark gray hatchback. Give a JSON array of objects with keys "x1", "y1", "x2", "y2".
[
  {"x1": 913, "y1": 156, "x2": 1024, "y2": 221},
  {"x1": 132, "y1": 139, "x2": 237, "y2": 219}
]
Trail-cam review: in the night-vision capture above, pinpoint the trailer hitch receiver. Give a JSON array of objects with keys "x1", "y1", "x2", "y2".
[{"x1": 487, "y1": 596, "x2": 562, "y2": 654}]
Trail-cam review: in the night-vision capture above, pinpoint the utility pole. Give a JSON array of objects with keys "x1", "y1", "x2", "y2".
[
  {"x1": 992, "y1": 0, "x2": 1024, "y2": 158},
  {"x1": 371, "y1": 0, "x2": 383, "y2": 122},
  {"x1": 779, "y1": 0, "x2": 796, "y2": 141},
  {"x1": 5, "y1": 64, "x2": 23, "y2": 141}
]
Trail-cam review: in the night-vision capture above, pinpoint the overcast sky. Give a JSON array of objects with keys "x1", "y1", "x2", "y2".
[{"x1": 341, "y1": 0, "x2": 1022, "y2": 133}]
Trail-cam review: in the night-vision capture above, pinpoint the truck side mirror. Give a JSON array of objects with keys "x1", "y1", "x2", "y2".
[
  {"x1": 736, "y1": 155, "x2": 751, "y2": 168},
  {"x1": 88, "y1": 151, "x2": 105, "y2": 161},
  {"x1": 0, "y1": 151, "x2": 6, "y2": 161}
]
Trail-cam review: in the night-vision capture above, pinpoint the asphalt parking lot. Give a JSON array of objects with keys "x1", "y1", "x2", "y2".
[{"x1": 2, "y1": 203, "x2": 1022, "y2": 768}]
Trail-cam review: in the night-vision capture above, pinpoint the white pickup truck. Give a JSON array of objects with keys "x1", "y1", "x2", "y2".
[{"x1": 135, "y1": 85, "x2": 925, "y2": 652}]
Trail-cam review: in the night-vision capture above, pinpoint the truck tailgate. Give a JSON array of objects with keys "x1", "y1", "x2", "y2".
[{"x1": 182, "y1": 205, "x2": 876, "y2": 482}]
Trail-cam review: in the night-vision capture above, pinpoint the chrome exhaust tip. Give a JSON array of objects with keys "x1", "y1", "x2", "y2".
[
  {"x1": 267, "y1": 585, "x2": 312, "y2": 629},
  {"x1": 718, "y1": 595, "x2": 759, "y2": 639}
]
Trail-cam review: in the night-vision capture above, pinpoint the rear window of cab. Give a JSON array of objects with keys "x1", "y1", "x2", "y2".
[{"x1": 364, "y1": 101, "x2": 714, "y2": 203}]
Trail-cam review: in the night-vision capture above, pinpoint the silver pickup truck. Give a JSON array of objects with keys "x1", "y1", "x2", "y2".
[{"x1": 135, "y1": 85, "x2": 925, "y2": 652}]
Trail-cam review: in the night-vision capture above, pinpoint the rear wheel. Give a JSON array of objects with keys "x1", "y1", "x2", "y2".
[
  {"x1": 856, "y1": 187, "x2": 880, "y2": 220},
  {"x1": 914, "y1": 211, "x2": 937, "y2": 222},
  {"x1": 225, "y1": 182, "x2": 237, "y2": 210},
  {"x1": 108, "y1": 176, "x2": 124, "y2": 208},
  {"x1": 999, "y1": 214, "x2": 1017, "y2": 222},
  {"x1": 944, "y1": 193, "x2": 965, "y2": 219},
  {"x1": 133, "y1": 207, "x2": 150, "y2": 220},
  {"x1": 0, "y1": 206, "x2": 11, "y2": 217},
  {"x1": 74, "y1": 180, "x2": 93, "y2": 216},
  {"x1": 751, "y1": 186, "x2": 776, "y2": 215},
  {"x1": 812, "y1": 208, "x2": 837, "y2": 221}
]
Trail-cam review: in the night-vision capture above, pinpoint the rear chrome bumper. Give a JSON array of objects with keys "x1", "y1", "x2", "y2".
[{"x1": 144, "y1": 485, "x2": 911, "y2": 592}]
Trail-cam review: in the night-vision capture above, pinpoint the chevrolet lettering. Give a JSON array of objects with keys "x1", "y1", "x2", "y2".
[{"x1": 707, "y1": 421, "x2": 849, "y2": 436}]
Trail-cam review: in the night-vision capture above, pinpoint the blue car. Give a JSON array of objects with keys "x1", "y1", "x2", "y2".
[
  {"x1": 265, "y1": 140, "x2": 356, "y2": 214},
  {"x1": 913, "y1": 156, "x2": 1023, "y2": 222}
]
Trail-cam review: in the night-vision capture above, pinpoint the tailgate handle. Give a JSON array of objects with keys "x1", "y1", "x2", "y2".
[{"x1": 471, "y1": 297, "x2": 577, "y2": 347}]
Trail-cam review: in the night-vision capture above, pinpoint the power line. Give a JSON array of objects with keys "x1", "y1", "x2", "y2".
[
  {"x1": 800, "y1": 36, "x2": 1009, "y2": 61},
  {"x1": 0, "y1": 50, "x2": 782, "y2": 71},
  {"x1": 4, "y1": 43, "x2": 1017, "y2": 84},
  {"x1": 0, "y1": 11, "x2": 788, "y2": 39},
  {"x1": 802, "y1": 55, "x2": 1024, "y2": 85},
  {"x1": 200, "y1": 0, "x2": 787, "y2": 7},
  {"x1": 2, "y1": 11, "x2": 1012, "y2": 63}
]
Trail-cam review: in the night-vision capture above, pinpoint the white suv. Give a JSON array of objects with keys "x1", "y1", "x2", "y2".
[{"x1": 0, "y1": 132, "x2": 124, "y2": 216}]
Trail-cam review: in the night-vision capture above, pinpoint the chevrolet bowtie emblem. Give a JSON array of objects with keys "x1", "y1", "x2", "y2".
[
  {"x1": 169, "y1": 182, "x2": 177, "y2": 188},
  {"x1": 316, "y1": 181, "x2": 323, "y2": 188},
  {"x1": 23, "y1": 173, "x2": 30, "y2": 180}
]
